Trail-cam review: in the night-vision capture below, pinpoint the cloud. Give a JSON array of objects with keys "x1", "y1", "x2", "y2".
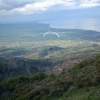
[
  {"x1": 80, "y1": 0, "x2": 100, "y2": 8},
  {"x1": 11, "y1": 0, "x2": 76, "y2": 14},
  {"x1": 0, "y1": 0, "x2": 100, "y2": 16}
]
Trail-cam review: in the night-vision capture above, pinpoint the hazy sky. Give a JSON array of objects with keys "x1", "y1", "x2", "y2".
[{"x1": 0, "y1": 0, "x2": 100, "y2": 23}]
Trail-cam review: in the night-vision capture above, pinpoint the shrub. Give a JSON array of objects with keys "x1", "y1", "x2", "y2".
[{"x1": 31, "y1": 72, "x2": 47, "y2": 82}]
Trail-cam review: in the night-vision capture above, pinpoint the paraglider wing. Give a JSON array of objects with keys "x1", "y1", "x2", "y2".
[
  {"x1": 52, "y1": 32, "x2": 60, "y2": 38},
  {"x1": 43, "y1": 32, "x2": 50, "y2": 37},
  {"x1": 43, "y1": 31, "x2": 60, "y2": 38}
]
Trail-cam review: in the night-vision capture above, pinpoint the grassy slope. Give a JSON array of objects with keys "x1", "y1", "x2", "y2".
[{"x1": 0, "y1": 55, "x2": 100, "y2": 100}]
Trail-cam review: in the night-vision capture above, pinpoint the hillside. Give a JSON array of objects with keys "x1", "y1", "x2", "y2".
[
  {"x1": 0, "y1": 58, "x2": 54, "y2": 82},
  {"x1": 0, "y1": 55, "x2": 100, "y2": 100}
]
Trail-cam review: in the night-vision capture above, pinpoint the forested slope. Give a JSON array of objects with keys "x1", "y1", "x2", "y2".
[{"x1": 0, "y1": 55, "x2": 100, "y2": 100}]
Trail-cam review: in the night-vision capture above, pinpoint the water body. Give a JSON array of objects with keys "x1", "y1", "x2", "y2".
[{"x1": 41, "y1": 18, "x2": 100, "y2": 32}]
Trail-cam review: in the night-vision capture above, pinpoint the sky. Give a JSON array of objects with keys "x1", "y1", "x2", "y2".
[{"x1": 0, "y1": 0, "x2": 100, "y2": 23}]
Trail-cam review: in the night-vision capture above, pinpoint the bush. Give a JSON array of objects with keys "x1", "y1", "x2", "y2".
[{"x1": 31, "y1": 72, "x2": 47, "y2": 82}]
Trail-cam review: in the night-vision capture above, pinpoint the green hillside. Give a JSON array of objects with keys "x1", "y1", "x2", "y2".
[
  {"x1": 0, "y1": 58, "x2": 55, "y2": 82},
  {"x1": 0, "y1": 55, "x2": 100, "y2": 100}
]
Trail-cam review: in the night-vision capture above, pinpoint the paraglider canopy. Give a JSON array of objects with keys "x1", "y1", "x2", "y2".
[{"x1": 43, "y1": 31, "x2": 60, "y2": 38}]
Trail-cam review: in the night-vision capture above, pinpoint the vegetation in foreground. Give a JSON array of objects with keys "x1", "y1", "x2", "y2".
[{"x1": 0, "y1": 55, "x2": 100, "y2": 100}]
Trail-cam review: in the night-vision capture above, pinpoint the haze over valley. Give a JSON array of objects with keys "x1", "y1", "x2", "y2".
[{"x1": 0, "y1": 23, "x2": 100, "y2": 76}]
